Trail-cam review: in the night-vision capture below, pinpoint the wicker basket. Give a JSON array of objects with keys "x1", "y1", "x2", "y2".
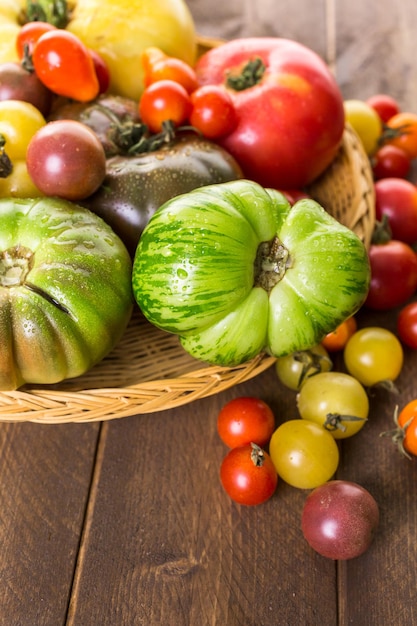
[{"x1": 0, "y1": 38, "x2": 375, "y2": 424}]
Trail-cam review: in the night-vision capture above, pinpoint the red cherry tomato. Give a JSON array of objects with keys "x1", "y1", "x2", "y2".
[
  {"x1": 138, "y1": 79, "x2": 192, "y2": 133},
  {"x1": 16, "y1": 21, "x2": 57, "y2": 59},
  {"x1": 217, "y1": 396, "x2": 275, "y2": 448},
  {"x1": 89, "y1": 49, "x2": 110, "y2": 94},
  {"x1": 374, "y1": 177, "x2": 417, "y2": 244},
  {"x1": 397, "y1": 301, "x2": 417, "y2": 349},
  {"x1": 365, "y1": 240, "x2": 417, "y2": 310},
  {"x1": 280, "y1": 189, "x2": 311, "y2": 205},
  {"x1": 372, "y1": 145, "x2": 411, "y2": 180},
  {"x1": 220, "y1": 443, "x2": 278, "y2": 506},
  {"x1": 189, "y1": 85, "x2": 237, "y2": 139},
  {"x1": 366, "y1": 93, "x2": 400, "y2": 123},
  {"x1": 142, "y1": 47, "x2": 198, "y2": 94},
  {"x1": 32, "y1": 30, "x2": 99, "y2": 102}
]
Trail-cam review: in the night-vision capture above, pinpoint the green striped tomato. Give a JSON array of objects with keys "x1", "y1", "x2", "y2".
[{"x1": 132, "y1": 180, "x2": 370, "y2": 366}]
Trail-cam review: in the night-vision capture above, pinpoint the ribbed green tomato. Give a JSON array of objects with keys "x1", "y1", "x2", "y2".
[
  {"x1": 132, "y1": 180, "x2": 370, "y2": 366},
  {"x1": 0, "y1": 197, "x2": 133, "y2": 390}
]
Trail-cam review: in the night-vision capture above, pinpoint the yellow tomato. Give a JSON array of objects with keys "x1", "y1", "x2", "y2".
[
  {"x1": 0, "y1": 100, "x2": 46, "y2": 198},
  {"x1": 344, "y1": 99, "x2": 383, "y2": 155},
  {"x1": 67, "y1": 0, "x2": 197, "y2": 100},
  {"x1": 0, "y1": 0, "x2": 23, "y2": 63},
  {"x1": 0, "y1": 0, "x2": 197, "y2": 100}
]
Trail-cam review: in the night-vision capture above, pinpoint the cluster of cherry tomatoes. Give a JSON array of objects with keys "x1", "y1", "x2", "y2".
[
  {"x1": 139, "y1": 46, "x2": 237, "y2": 139},
  {"x1": 215, "y1": 318, "x2": 417, "y2": 559},
  {"x1": 343, "y1": 94, "x2": 417, "y2": 350}
]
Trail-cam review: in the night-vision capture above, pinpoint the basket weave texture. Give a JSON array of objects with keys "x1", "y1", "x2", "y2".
[{"x1": 0, "y1": 39, "x2": 375, "y2": 424}]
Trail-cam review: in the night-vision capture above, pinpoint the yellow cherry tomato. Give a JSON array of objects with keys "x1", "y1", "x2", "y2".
[{"x1": 344, "y1": 99, "x2": 383, "y2": 155}]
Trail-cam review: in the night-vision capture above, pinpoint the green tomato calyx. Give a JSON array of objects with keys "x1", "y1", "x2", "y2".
[
  {"x1": 226, "y1": 57, "x2": 266, "y2": 91},
  {"x1": 254, "y1": 235, "x2": 291, "y2": 293},
  {"x1": 324, "y1": 413, "x2": 367, "y2": 433},
  {"x1": 0, "y1": 245, "x2": 71, "y2": 315},
  {"x1": 0, "y1": 246, "x2": 34, "y2": 287}
]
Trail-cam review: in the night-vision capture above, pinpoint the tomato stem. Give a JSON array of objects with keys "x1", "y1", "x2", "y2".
[
  {"x1": 226, "y1": 57, "x2": 266, "y2": 91},
  {"x1": 379, "y1": 405, "x2": 413, "y2": 460},
  {"x1": 293, "y1": 350, "x2": 333, "y2": 387},
  {"x1": 24, "y1": 0, "x2": 69, "y2": 28},
  {"x1": 250, "y1": 442, "x2": 266, "y2": 466},
  {"x1": 254, "y1": 235, "x2": 290, "y2": 293},
  {"x1": 371, "y1": 214, "x2": 392, "y2": 244},
  {"x1": 0, "y1": 246, "x2": 34, "y2": 287},
  {"x1": 324, "y1": 413, "x2": 367, "y2": 433},
  {"x1": 0, "y1": 135, "x2": 13, "y2": 179}
]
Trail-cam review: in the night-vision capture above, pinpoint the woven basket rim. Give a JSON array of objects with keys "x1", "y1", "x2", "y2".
[{"x1": 0, "y1": 40, "x2": 375, "y2": 424}]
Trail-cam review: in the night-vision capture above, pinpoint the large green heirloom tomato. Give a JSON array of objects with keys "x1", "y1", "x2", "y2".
[
  {"x1": 132, "y1": 180, "x2": 370, "y2": 366},
  {"x1": 0, "y1": 197, "x2": 133, "y2": 390}
]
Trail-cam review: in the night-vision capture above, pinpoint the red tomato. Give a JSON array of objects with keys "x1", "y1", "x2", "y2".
[
  {"x1": 220, "y1": 443, "x2": 278, "y2": 506},
  {"x1": 366, "y1": 93, "x2": 400, "y2": 123},
  {"x1": 142, "y1": 47, "x2": 198, "y2": 94},
  {"x1": 365, "y1": 240, "x2": 417, "y2": 310},
  {"x1": 321, "y1": 316, "x2": 357, "y2": 352},
  {"x1": 32, "y1": 30, "x2": 99, "y2": 102},
  {"x1": 190, "y1": 85, "x2": 237, "y2": 139},
  {"x1": 89, "y1": 49, "x2": 110, "y2": 94},
  {"x1": 16, "y1": 21, "x2": 57, "y2": 59},
  {"x1": 372, "y1": 145, "x2": 411, "y2": 180},
  {"x1": 397, "y1": 301, "x2": 417, "y2": 349},
  {"x1": 374, "y1": 178, "x2": 417, "y2": 244},
  {"x1": 217, "y1": 396, "x2": 275, "y2": 448},
  {"x1": 280, "y1": 189, "x2": 311, "y2": 205},
  {"x1": 194, "y1": 38, "x2": 345, "y2": 189},
  {"x1": 139, "y1": 79, "x2": 192, "y2": 133},
  {"x1": 382, "y1": 112, "x2": 417, "y2": 158}
]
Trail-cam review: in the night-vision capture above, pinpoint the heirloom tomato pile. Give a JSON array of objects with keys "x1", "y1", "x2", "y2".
[{"x1": 0, "y1": 0, "x2": 416, "y2": 561}]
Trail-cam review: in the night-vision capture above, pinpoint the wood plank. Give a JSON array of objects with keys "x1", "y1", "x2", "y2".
[
  {"x1": 66, "y1": 7, "x2": 341, "y2": 624},
  {"x1": 67, "y1": 370, "x2": 337, "y2": 626},
  {"x1": 0, "y1": 422, "x2": 99, "y2": 626},
  {"x1": 333, "y1": 1, "x2": 417, "y2": 623}
]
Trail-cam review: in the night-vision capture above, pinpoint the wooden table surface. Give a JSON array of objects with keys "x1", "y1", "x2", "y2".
[{"x1": 2, "y1": 1, "x2": 417, "y2": 625}]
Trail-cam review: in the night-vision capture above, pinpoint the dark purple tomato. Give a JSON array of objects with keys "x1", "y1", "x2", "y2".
[
  {"x1": 0, "y1": 62, "x2": 53, "y2": 117},
  {"x1": 301, "y1": 480, "x2": 379, "y2": 560},
  {"x1": 26, "y1": 119, "x2": 106, "y2": 201}
]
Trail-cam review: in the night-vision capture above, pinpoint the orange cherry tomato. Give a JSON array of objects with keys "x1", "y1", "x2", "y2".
[
  {"x1": 142, "y1": 47, "x2": 198, "y2": 94},
  {"x1": 382, "y1": 112, "x2": 417, "y2": 159},
  {"x1": 32, "y1": 30, "x2": 99, "y2": 102},
  {"x1": 16, "y1": 21, "x2": 57, "y2": 59},
  {"x1": 321, "y1": 316, "x2": 357, "y2": 352},
  {"x1": 139, "y1": 79, "x2": 192, "y2": 133},
  {"x1": 382, "y1": 400, "x2": 417, "y2": 459}
]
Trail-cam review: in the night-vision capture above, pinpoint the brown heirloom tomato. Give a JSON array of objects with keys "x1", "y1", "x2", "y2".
[
  {"x1": 82, "y1": 131, "x2": 243, "y2": 255},
  {"x1": 0, "y1": 197, "x2": 133, "y2": 390}
]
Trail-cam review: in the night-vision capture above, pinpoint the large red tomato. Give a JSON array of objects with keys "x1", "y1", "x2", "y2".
[{"x1": 194, "y1": 38, "x2": 345, "y2": 189}]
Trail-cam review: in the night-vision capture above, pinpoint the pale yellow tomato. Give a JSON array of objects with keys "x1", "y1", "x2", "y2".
[
  {"x1": 344, "y1": 99, "x2": 383, "y2": 155},
  {"x1": 67, "y1": 0, "x2": 197, "y2": 100}
]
